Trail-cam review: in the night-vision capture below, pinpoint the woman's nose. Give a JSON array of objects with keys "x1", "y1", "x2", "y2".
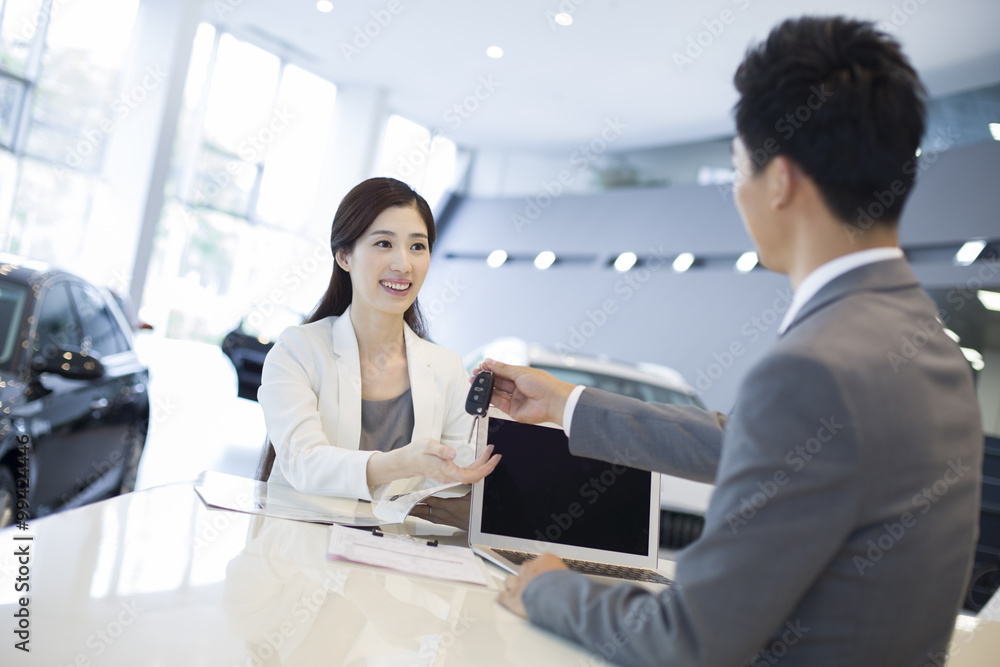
[{"x1": 389, "y1": 248, "x2": 412, "y2": 272}]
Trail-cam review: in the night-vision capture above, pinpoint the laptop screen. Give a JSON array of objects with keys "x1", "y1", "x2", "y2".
[{"x1": 481, "y1": 418, "x2": 651, "y2": 556}]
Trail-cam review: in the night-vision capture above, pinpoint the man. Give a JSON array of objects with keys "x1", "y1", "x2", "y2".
[{"x1": 481, "y1": 16, "x2": 984, "y2": 667}]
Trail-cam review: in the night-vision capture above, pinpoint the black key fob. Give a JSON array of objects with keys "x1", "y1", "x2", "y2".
[{"x1": 465, "y1": 370, "x2": 494, "y2": 416}]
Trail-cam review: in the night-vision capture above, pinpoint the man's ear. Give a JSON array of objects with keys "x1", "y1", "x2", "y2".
[
  {"x1": 768, "y1": 155, "x2": 797, "y2": 211},
  {"x1": 334, "y1": 248, "x2": 350, "y2": 272}
]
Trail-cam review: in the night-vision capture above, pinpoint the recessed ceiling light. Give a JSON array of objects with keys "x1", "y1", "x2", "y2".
[
  {"x1": 486, "y1": 250, "x2": 507, "y2": 268},
  {"x1": 990, "y1": 123, "x2": 1000, "y2": 141},
  {"x1": 486, "y1": 45, "x2": 504, "y2": 59},
  {"x1": 316, "y1": 1, "x2": 333, "y2": 12},
  {"x1": 613, "y1": 252, "x2": 637, "y2": 272},
  {"x1": 534, "y1": 251, "x2": 555, "y2": 270},
  {"x1": 554, "y1": 12, "x2": 573, "y2": 26},
  {"x1": 915, "y1": 147, "x2": 922, "y2": 157},
  {"x1": 978, "y1": 290, "x2": 1000, "y2": 312},
  {"x1": 736, "y1": 251, "x2": 758, "y2": 273},
  {"x1": 955, "y1": 240, "x2": 986, "y2": 266},
  {"x1": 672, "y1": 252, "x2": 694, "y2": 273},
  {"x1": 943, "y1": 328, "x2": 961, "y2": 343}
]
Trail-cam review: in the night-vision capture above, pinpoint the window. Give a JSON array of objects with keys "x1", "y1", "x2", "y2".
[
  {"x1": 0, "y1": 0, "x2": 141, "y2": 272},
  {"x1": 0, "y1": 280, "x2": 27, "y2": 367},
  {"x1": 376, "y1": 114, "x2": 457, "y2": 210},
  {"x1": 0, "y1": 74, "x2": 26, "y2": 148},
  {"x1": 70, "y1": 282, "x2": 128, "y2": 357},
  {"x1": 255, "y1": 64, "x2": 337, "y2": 230},
  {"x1": 144, "y1": 27, "x2": 339, "y2": 344},
  {"x1": 535, "y1": 365, "x2": 704, "y2": 407},
  {"x1": 34, "y1": 281, "x2": 82, "y2": 357},
  {"x1": 0, "y1": 0, "x2": 45, "y2": 78},
  {"x1": 24, "y1": 0, "x2": 141, "y2": 169}
]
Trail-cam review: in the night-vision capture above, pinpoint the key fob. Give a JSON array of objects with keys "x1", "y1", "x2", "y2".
[{"x1": 465, "y1": 370, "x2": 494, "y2": 416}]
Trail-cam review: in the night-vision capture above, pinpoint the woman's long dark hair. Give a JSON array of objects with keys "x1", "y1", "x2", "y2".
[
  {"x1": 257, "y1": 177, "x2": 437, "y2": 482},
  {"x1": 307, "y1": 176, "x2": 436, "y2": 333}
]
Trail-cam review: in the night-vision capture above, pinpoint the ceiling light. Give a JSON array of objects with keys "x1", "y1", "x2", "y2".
[
  {"x1": 672, "y1": 252, "x2": 694, "y2": 273},
  {"x1": 736, "y1": 251, "x2": 758, "y2": 273},
  {"x1": 990, "y1": 123, "x2": 1000, "y2": 141},
  {"x1": 943, "y1": 329, "x2": 960, "y2": 343},
  {"x1": 486, "y1": 250, "x2": 507, "y2": 268},
  {"x1": 554, "y1": 12, "x2": 573, "y2": 26},
  {"x1": 955, "y1": 240, "x2": 986, "y2": 265},
  {"x1": 613, "y1": 252, "x2": 637, "y2": 272},
  {"x1": 915, "y1": 147, "x2": 922, "y2": 157},
  {"x1": 534, "y1": 251, "x2": 555, "y2": 270},
  {"x1": 961, "y1": 347, "x2": 985, "y2": 372},
  {"x1": 315, "y1": 0, "x2": 333, "y2": 12},
  {"x1": 978, "y1": 290, "x2": 1000, "y2": 312},
  {"x1": 486, "y1": 45, "x2": 504, "y2": 59}
]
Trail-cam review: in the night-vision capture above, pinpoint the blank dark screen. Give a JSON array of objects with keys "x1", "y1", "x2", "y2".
[{"x1": 481, "y1": 418, "x2": 650, "y2": 556}]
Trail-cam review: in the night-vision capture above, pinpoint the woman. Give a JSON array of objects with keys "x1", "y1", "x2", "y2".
[{"x1": 256, "y1": 177, "x2": 498, "y2": 510}]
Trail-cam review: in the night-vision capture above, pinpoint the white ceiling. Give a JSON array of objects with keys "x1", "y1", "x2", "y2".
[{"x1": 220, "y1": 0, "x2": 1000, "y2": 152}]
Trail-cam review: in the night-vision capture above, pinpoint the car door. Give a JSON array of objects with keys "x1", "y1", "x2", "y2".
[
  {"x1": 25, "y1": 280, "x2": 101, "y2": 511},
  {"x1": 67, "y1": 281, "x2": 145, "y2": 494}
]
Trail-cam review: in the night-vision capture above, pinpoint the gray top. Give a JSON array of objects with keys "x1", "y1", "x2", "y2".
[{"x1": 359, "y1": 388, "x2": 415, "y2": 453}]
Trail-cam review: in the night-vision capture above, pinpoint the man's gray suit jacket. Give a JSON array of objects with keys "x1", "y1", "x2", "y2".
[{"x1": 522, "y1": 258, "x2": 983, "y2": 666}]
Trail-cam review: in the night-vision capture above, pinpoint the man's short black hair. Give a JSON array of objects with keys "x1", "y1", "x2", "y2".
[{"x1": 733, "y1": 16, "x2": 926, "y2": 228}]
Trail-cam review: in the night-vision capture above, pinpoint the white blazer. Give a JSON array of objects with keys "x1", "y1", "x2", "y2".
[{"x1": 257, "y1": 306, "x2": 475, "y2": 501}]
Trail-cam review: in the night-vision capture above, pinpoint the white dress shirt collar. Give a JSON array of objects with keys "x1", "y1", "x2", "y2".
[{"x1": 777, "y1": 247, "x2": 904, "y2": 335}]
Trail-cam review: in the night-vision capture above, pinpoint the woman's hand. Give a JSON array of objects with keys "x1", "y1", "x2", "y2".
[
  {"x1": 367, "y1": 440, "x2": 500, "y2": 487},
  {"x1": 412, "y1": 493, "x2": 471, "y2": 530}
]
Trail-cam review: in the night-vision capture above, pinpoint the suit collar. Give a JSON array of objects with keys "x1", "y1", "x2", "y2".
[{"x1": 781, "y1": 257, "x2": 919, "y2": 336}]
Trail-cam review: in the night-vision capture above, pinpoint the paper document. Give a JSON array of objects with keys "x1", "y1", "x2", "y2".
[
  {"x1": 328, "y1": 524, "x2": 487, "y2": 586},
  {"x1": 194, "y1": 471, "x2": 384, "y2": 526},
  {"x1": 371, "y1": 482, "x2": 469, "y2": 523}
]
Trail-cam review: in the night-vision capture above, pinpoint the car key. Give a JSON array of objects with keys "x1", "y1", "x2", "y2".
[
  {"x1": 465, "y1": 370, "x2": 494, "y2": 445},
  {"x1": 465, "y1": 370, "x2": 494, "y2": 416}
]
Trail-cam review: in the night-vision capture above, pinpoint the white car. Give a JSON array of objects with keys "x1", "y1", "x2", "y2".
[{"x1": 464, "y1": 338, "x2": 714, "y2": 548}]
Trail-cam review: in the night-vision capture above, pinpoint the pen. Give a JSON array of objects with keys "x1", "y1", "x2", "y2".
[{"x1": 371, "y1": 528, "x2": 438, "y2": 547}]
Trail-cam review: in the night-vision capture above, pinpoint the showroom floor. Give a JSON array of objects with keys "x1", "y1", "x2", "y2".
[{"x1": 132, "y1": 335, "x2": 266, "y2": 491}]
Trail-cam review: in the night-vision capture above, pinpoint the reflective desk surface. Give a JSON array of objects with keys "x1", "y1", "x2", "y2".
[{"x1": 1, "y1": 482, "x2": 998, "y2": 666}]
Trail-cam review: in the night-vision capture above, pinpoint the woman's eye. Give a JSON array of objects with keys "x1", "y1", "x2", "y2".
[
  {"x1": 412, "y1": 243, "x2": 427, "y2": 251},
  {"x1": 375, "y1": 240, "x2": 391, "y2": 248}
]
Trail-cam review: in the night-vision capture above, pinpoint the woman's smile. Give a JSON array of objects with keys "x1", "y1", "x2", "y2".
[{"x1": 380, "y1": 278, "x2": 412, "y2": 296}]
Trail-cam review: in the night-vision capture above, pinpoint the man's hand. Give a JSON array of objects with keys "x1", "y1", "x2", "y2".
[
  {"x1": 472, "y1": 359, "x2": 576, "y2": 426},
  {"x1": 497, "y1": 552, "x2": 569, "y2": 618}
]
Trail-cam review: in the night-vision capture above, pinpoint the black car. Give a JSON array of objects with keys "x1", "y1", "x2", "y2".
[
  {"x1": 0, "y1": 255, "x2": 150, "y2": 528},
  {"x1": 221, "y1": 307, "x2": 303, "y2": 401}
]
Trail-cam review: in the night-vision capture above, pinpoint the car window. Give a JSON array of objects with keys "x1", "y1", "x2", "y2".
[
  {"x1": 0, "y1": 281, "x2": 28, "y2": 368},
  {"x1": 70, "y1": 283, "x2": 129, "y2": 358},
  {"x1": 35, "y1": 282, "x2": 84, "y2": 358},
  {"x1": 534, "y1": 364, "x2": 703, "y2": 408}
]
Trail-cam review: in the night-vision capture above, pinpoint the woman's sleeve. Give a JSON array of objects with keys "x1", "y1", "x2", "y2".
[
  {"x1": 257, "y1": 328, "x2": 376, "y2": 500},
  {"x1": 438, "y1": 355, "x2": 476, "y2": 468}
]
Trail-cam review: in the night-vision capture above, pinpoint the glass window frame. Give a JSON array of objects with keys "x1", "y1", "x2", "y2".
[{"x1": 69, "y1": 280, "x2": 129, "y2": 358}]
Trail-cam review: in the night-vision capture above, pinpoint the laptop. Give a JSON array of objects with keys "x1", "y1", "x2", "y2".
[{"x1": 469, "y1": 408, "x2": 671, "y2": 586}]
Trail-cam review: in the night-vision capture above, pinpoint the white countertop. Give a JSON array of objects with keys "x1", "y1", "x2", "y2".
[{"x1": 0, "y1": 482, "x2": 997, "y2": 666}]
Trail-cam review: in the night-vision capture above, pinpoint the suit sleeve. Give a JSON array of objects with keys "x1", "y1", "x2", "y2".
[
  {"x1": 569, "y1": 388, "x2": 727, "y2": 483},
  {"x1": 257, "y1": 328, "x2": 376, "y2": 501},
  {"x1": 523, "y1": 353, "x2": 862, "y2": 666}
]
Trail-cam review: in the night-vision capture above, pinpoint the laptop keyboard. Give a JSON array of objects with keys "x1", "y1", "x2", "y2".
[{"x1": 494, "y1": 549, "x2": 672, "y2": 585}]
